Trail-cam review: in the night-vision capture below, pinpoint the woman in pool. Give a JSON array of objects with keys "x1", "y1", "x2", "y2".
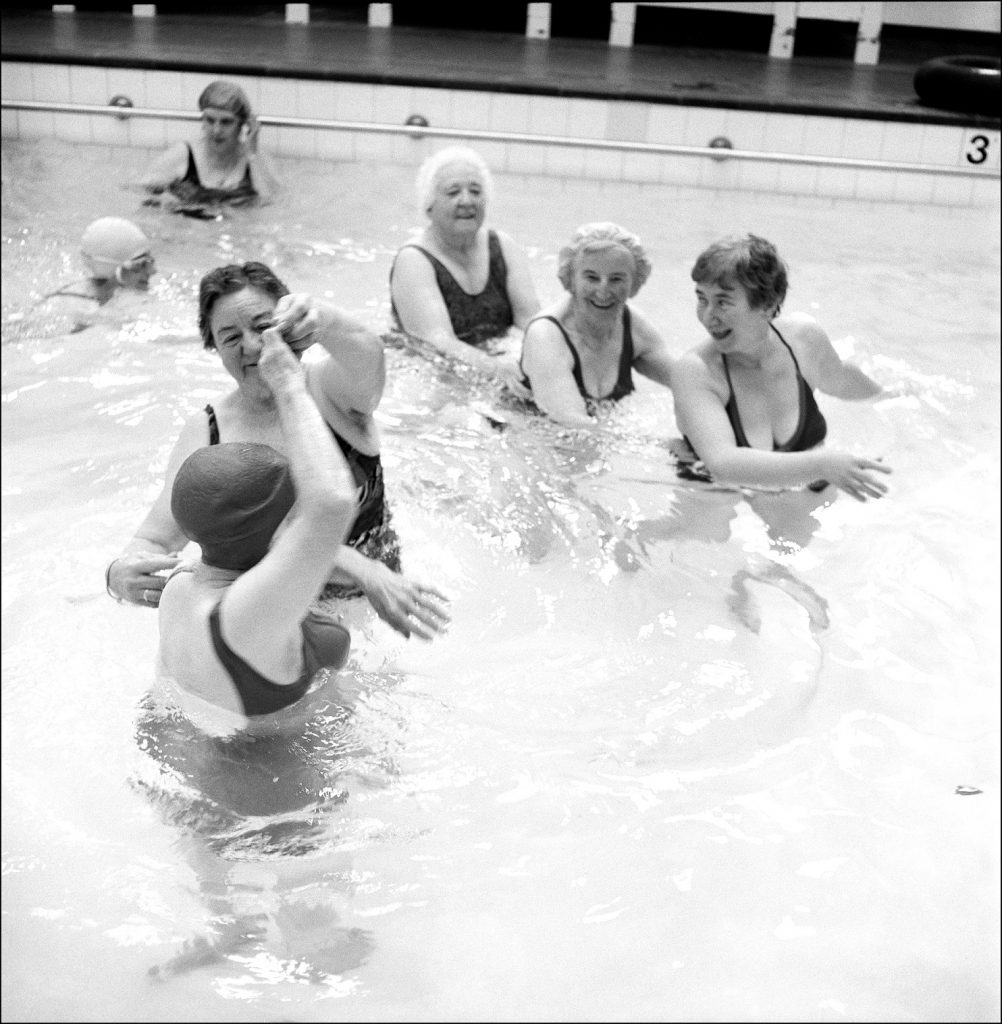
[
  {"x1": 389, "y1": 146, "x2": 540, "y2": 394},
  {"x1": 35, "y1": 216, "x2": 156, "y2": 334},
  {"x1": 140, "y1": 79, "x2": 280, "y2": 216},
  {"x1": 107, "y1": 261, "x2": 449, "y2": 640},
  {"x1": 158, "y1": 327, "x2": 357, "y2": 719},
  {"x1": 518, "y1": 221, "x2": 676, "y2": 426},
  {"x1": 671, "y1": 233, "x2": 891, "y2": 501}
]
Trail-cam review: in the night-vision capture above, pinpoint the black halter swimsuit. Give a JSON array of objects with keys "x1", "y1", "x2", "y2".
[{"x1": 390, "y1": 230, "x2": 514, "y2": 346}]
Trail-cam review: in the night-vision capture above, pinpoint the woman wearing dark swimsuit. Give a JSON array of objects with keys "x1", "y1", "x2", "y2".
[
  {"x1": 389, "y1": 146, "x2": 540, "y2": 394},
  {"x1": 140, "y1": 79, "x2": 280, "y2": 213},
  {"x1": 519, "y1": 222, "x2": 676, "y2": 426},
  {"x1": 107, "y1": 262, "x2": 449, "y2": 641},
  {"x1": 672, "y1": 233, "x2": 892, "y2": 501}
]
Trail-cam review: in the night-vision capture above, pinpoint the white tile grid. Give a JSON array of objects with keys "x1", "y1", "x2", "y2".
[
  {"x1": 661, "y1": 151, "x2": 705, "y2": 189},
  {"x1": 582, "y1": 146, "x2": 624, "y2": 181},
  {"x1": 528, "y1": 94, "x2": 570, "y2": 137},
  {"x1": 506, "y1": 140, "x2": 547, "y2": 175},
  {"x1": 918, "y1": 123, "x2": 964, "y2": 167},
  {"x1": 621, "y1": 150, "x2": 664, "y2": 184},
  {"x1": 565, "y1": 97, "x2": 610, "y2": 140},
  {"x1": 681, "y1": 105, "x2": 731, "y2": 151},
  {"x1": 879, "y1": 120, "x2": 925, "y2": 165},
  {"x1": 142, "y1": 70, "x2": 185, "y2": 111},
  {"x1": 371, "y1": 84, "x2": 414, "y2": 126},
  {"x1": 4, "y1": 64, "x2": 995, "y2": 209},
  {"x1": 275, "y1": 125, "x2": 317, "y2": 159},
  {"x1": 488, "y1": 91, "x2": 531, "y2": 134},
  {"x1": 31, "y1": 63, "x2": 70, "y2": 103},
  {"x1": 258, "y1": 77, "x2": 298, "y2": 123},
  {"x1": 315, "y1": 128, "x2": 357, "y2": 162},
  {"x1": 544, "y1": 142, "x2": 586, "y2": 179},
  {"x1": 409, "y1": 86, "x2": 454, "y2": 131},
  {"x1": 890, "y1": 171, "x2": 936, "y2": 205},
  {"x1": 931, "y1": 173, "x2": 974, "y2": 207},
  {"x1": 841, "y1": 118, "x2": 886, "y2": 160},
  {"x1": 125, "y1": 115, "x2": 167, "y2": 149},
  {"x1": 645, "y1": 103, "x2": 689, "y2": 144},
  {"x1": 775, "y1": 161, "x2": 818, "y2": 197},
  {"x1": 296, "y1": 79, "x2": 338, "y2": 121},
  {"x1": 332, "y1": 82, "x2": 376, "y2": 122},
  {"x1": 353, "y1": 132, "x2": 396, "y2": 163},
  {"x1": 1, "y1": 61, "x2": 34, "y2": 98},
  {"x1": 450, "y1": 90, "x2": 493, "y2": 132},
  {"x1": 67, "y1": 65, "x2": 109, "y2": 106},
  {"x1": 604, "y1": 100, "x2": 650, "y2": 143},
  {"x1": 737, "y1": 158, "x2": 780, "y2": 194}
]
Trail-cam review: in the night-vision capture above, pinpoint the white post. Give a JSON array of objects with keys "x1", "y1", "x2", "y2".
[
  {"x1": 526, "y1": 3, "x2": 551, "y2": 39},
  {"x1": 769, "y1": 2, "x2": 798, "y2": 59},
  {"x1": 854, "y1": 1, "x2": 883, "y2": 65},
  {"x1": 609, "y1": 3, "x2": 637, "y2": 47},
  {"x1": 285, "y1": 4, "x2": 309, "y2": 23},
  {"x1": 368, "y1": 3, "x2": 392, "y2": 28}
]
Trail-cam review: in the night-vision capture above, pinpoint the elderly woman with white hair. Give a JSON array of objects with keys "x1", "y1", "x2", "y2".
[
  {"x1": 141, "y1": 79, "x2": 280, "y2": 216},
  {"x1": 389, "y1": 146, "x2": 540, "y2": 393},
  {"x1": 518, "y1": 222, "x2": 676, "y2": 426}
]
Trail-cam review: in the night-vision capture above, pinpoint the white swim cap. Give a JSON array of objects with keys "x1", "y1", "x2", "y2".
[{"x1": 81, "y1": 217, "x2": 150, "y2": 278}]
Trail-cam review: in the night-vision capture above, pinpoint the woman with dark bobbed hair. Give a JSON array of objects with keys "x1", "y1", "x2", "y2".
[
  {"x1": 672, "y1": 233, "x2": 892, "y2": 501},
  {"x1": 141, "y1": 79, "x2": 280, "y2": 215},
  {"x1": 107, "y1": 261, "x2": 449, "y2": 640},
  {"x1": 518, "y1": 221, "x2": 677, "y2": 425}
]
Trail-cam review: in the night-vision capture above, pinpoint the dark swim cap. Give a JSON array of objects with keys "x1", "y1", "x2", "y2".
[{"x1": 171, "y1": 443, "x2": 295, "y2": 570}]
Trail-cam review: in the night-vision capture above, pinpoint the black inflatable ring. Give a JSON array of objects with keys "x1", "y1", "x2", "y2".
[{"x1": 914, "y1": 55, "x2": 1001, "y2": 117}]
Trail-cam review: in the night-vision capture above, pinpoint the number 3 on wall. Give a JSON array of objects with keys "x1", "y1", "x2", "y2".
[{"x1": 963, "y1": 133, "x2": 994, "y2": 166}]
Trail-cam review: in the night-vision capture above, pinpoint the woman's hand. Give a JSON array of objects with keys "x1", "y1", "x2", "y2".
[
  {"x1": 359, "y1": 562, "x2": 451, "y2": 639},
  {"x1": 107, "y1": 551, "x2": 181, "y2": 606},
  {"x1": 494, "y1": 355, "x2": 532, "y2": 399},
  {"x1": 821, "y1": 452, "x2": 892, "y2": 502},
  {"x1": 258, "y1": 327, "x2": 306, "y2": 392},
  {"x1": 272, "y1": 293, "x2": 321, "y2": 353},
  {"x1": 243, "y1": 114, "x2": 261, "y2": 154}
]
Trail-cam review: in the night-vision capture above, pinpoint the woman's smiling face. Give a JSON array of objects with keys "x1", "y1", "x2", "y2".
[
  {"x1": 568, "y1": 244, "x2": 635, "y2": 316},
  {"x1": 694, "y1": 278, "x2": 772, "y2": 351}
]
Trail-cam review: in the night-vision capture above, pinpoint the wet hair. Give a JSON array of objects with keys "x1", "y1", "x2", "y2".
[
  {"x1": 415, "y1": 146, "x2": 494, "y2": 215},
  {"x1": 198, "y1": 80, "x2": 252, "y2": 124},
  {"x1": 690, "y1": 234, "x2": 788, "y2": 314},
  {"x1": 197, "y1": 262, "x2": 290, "y2": 350},
  {"x1": 557, "y1": 222, "x2": 652, "y2": 298}
]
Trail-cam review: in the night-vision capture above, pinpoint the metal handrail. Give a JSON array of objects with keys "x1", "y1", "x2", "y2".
[{"x1": 3, "y1": 98, "x2": 997, "y2": 179}]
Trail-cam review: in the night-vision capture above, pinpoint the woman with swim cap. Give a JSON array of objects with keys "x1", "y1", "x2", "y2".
[
  {"x1": 141, "y1": 79, "x2": 280, "y2": 216},
  {"x1": 43, "y1": 216, "x2": 155, "y2": 306},
  {"x1": 389, "y1": 146, "x2": 540, "y2": 394},
  {"x1": 518, "y1": 222, "x2": 676, "y2": 425},
  {"x1": 157, "y1": 328, "x2": 360, "y2": 718},
  {"x1": 671, "y1": 233, "x2": 892, "y2": 501},
  {"x1": 107, "y1": 261, "x2": 449, "y2": 641}
]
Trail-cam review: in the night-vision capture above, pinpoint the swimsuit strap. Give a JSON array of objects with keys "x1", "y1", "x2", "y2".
[
  {"x1": 182, "y1": 142, "x2": 199, "y2": 186},
  {"x1": 208, "y1": 602, "x2": 313, "y2": 717},
  {"x1": 205, "y1": 403, "x2": 219, "y2": 445}
]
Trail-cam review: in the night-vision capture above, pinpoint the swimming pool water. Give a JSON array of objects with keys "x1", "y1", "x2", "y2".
[{"x1": 2, "y1": 138, "x2": 1000, "y2": 1023}]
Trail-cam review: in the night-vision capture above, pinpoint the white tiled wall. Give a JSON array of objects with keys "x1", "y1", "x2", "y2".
[{"x1": 2, "y1": 61, "x2": 999, "y2": 208}]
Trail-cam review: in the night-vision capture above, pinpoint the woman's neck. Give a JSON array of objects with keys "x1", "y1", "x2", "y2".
[
  {"x1": 567, "y1": 302, "x2": 619, "y2": 350},
  {"x1": 427, "y1": 223, "x2": 479, "y2": 261}
]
